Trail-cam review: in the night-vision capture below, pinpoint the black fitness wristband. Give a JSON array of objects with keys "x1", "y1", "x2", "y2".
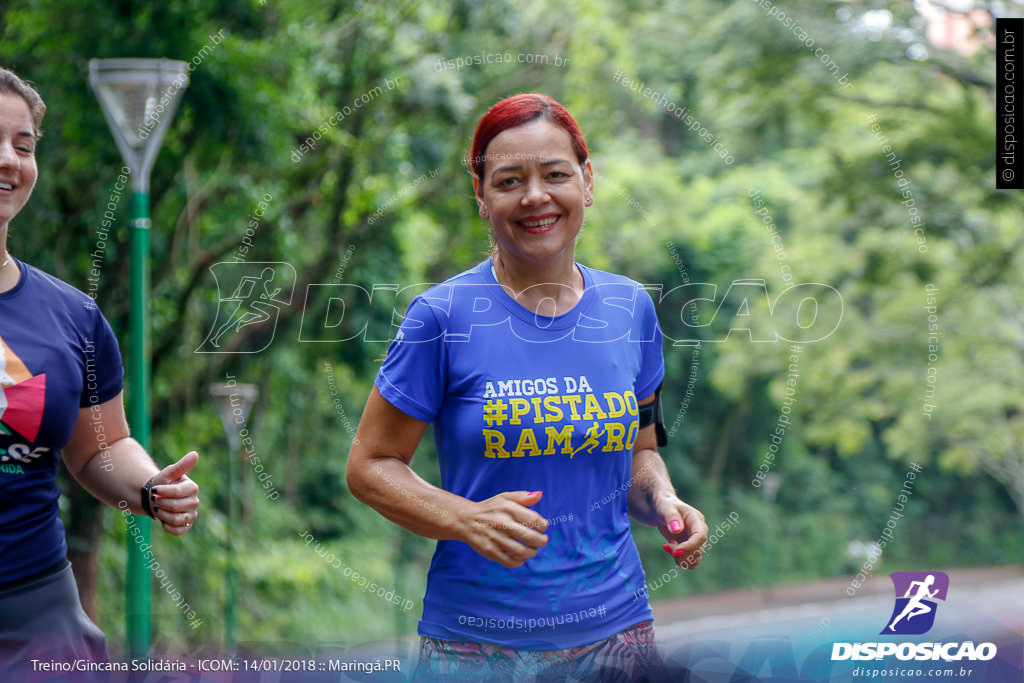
[{"x1": 140, "y1": 478, "x2": 157, "y2": 519}]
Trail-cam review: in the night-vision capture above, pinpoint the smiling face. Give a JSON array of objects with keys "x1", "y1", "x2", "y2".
[
  {"x1": 475, "y1": 119, "x2": 593, "y2": 269},
  {"x1": 0, "y1": 93, "x2": 39, "y2": 232}
]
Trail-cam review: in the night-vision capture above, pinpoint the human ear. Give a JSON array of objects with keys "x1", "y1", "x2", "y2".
[
  {"x1": 473, "y1": 175, "x2": 489, "y2": 219},
  {"x1": 582, "y1": 160, "x2": 594, "y2": 206}
]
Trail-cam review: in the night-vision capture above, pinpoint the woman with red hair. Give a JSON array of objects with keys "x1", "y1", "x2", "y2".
[{"x1": 348, "y1": 93, "x2": 706, "y2": 681}]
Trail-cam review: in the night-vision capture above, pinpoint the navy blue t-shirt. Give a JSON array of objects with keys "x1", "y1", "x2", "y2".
[
  {"x1": 376, "y1": 258, "x2": 665, "y2": 649},
  {"x1": 0, "y1": 258, "x2": 124, "y2": 583}
]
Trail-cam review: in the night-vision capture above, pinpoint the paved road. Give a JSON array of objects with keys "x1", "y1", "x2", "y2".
[
  {"x1": 264, "y1": 566, "x2": 1024, "y2": 682},
  {"x1": 652, "y1": 566, "x2": 1024, "y2": 682}
]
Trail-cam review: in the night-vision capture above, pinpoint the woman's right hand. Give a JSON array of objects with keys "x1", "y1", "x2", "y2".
[
  {"x1": 348, "y1": 389, "x2": 548, "y2": 568},
  {"x1": 453, "y1": 490, "x2": 549, "y2": 568}
]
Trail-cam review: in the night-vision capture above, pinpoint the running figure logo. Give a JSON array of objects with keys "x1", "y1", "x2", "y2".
[
  {"x1": 570, "y1": 422, "x2": 606, "y2": 458},
  {"x1": 881, "y1": 571, "x2": 949, "y2": 635},
  {"x1": 197, "y1": 262, "x2": 296, "y2": 353}
]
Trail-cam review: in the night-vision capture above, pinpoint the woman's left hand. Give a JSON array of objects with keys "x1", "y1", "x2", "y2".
[
  {"x1": 655, "y1": 496, "x2": 708, "y2": 569},
  {"x1": 149, "y1": 451, "x2": 200, "y2": 536}
]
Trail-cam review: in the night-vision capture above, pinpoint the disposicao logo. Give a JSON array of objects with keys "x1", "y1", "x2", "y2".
[
  {"x1": 882, "y1": 570, "x2": 948, "y2": 635},
  {"x1": 832, "y1": 571, "x2": 997, "y2": 662},
  {"x1": 196, "y1": 262, "x2": 296, "y2": 354}
]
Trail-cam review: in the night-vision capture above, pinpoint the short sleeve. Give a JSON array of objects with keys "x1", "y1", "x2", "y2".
[
  {"x1": 634, "y1": 288, "x2": 665, "y2": 400},
  {"x1": 375, "y1": 296, "x2": 447, "y2": 423},
  {"x1": 81, "y1": 306, "x2": 125, "y2": 407}
]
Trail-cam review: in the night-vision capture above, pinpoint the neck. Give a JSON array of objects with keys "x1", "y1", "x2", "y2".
[
  {"x1": 492, "y1": 248, "x2": 583, "y2": 317},
  {"x1": 0, "y1": 226, "x2": 16, "y2": 294}
]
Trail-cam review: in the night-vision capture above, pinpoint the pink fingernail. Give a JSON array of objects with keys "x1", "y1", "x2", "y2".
[
  {"x1": 662, "y1": 544, "x2": 673, "y2": 553},
  {"x1": 528, "y1": 491, "x2": 542, "y2": 496},
  {"x1": 672, "y1": 548, "x2": 687, "y2": 557},
  {"x1": 669, "y1": 520, "x2": 682, "y2": 533}
]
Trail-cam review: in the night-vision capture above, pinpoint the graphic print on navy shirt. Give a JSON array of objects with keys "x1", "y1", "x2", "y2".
[
  {"x1": 376, "y1": 258, "x2": 664, "y2": 649},
  {"x1": 0, "y1": 335, "x2": 46, "y2": 448},
  {"x1": 0, "y1": 259, "x2": 124, "y2": 584}
]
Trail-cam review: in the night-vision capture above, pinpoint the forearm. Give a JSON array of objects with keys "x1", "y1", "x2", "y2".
[
  {"x1": 626, "y1": 448, "x2": 677, "y2": 526},
  {"x1": 69, "y1": 437, "x2": 160, "y2": 515},
  {"x1": 348, "y1": 454, "x2": 469, "y2": 541}
]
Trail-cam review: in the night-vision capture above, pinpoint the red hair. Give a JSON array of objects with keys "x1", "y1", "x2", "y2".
[{"x1": 467, "y1": 93, "x2": 588, "y2": 182}]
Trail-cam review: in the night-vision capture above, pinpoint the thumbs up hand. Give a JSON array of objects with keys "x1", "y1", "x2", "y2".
[{"x1": 148, "y1": 451, "x2": 200, "y2": 536}]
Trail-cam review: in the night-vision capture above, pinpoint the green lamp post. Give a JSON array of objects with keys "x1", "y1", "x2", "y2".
[
  {"x1": 89, "y1": 58, "x2": 189, "y2": 660},
  {"x1": 210, "y1": 381, "x2": 258, "y2": 653}
]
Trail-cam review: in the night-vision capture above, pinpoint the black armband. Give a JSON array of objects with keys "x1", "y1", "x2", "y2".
[{"x1": 637, "y1": 382, "x2": 668, "y2": 447}]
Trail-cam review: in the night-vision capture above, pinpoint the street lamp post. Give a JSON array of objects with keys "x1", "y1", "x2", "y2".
[
  {"x1": 210, "y1": 382, "x2": 258, "y2": 653},
  {"x1": 89, "y1": 58, "x2": 189, "y2": 660},
  {"x1": 761, "y1": 472, "x2": 782, "y2": 596}
]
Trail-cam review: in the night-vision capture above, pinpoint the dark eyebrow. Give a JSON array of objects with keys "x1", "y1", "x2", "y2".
[
  {"x1": 16, "y1": 131, "x2": 35, "y2": 140},
  {"x1": 492, "y1": 159, "x2": 573, "y2": 175}
]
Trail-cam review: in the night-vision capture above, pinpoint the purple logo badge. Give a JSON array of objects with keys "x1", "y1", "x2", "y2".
[{"x1": 881, "y1": 571, "x2": 949, "y2": 635}]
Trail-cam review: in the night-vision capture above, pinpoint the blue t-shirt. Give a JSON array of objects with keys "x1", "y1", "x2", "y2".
[
  {"x1": 376, "y1": 258, "x2": 665, "y2": 649},
  {"x1": 0, "y1": 258, "x2": 124, "y2": 584}
]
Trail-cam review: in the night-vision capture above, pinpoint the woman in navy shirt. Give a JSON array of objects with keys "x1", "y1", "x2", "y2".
[
  {"x1": 348, "y1": 93, "x2": 708, "y2": 681},
  {"x1": 0, "y1": 67, "x2": 201, "y2": 670}
]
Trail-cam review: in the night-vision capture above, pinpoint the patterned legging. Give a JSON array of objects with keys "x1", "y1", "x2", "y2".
[{"x1": 412, "y1": 620, "x2": 669, "y2": 682}]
